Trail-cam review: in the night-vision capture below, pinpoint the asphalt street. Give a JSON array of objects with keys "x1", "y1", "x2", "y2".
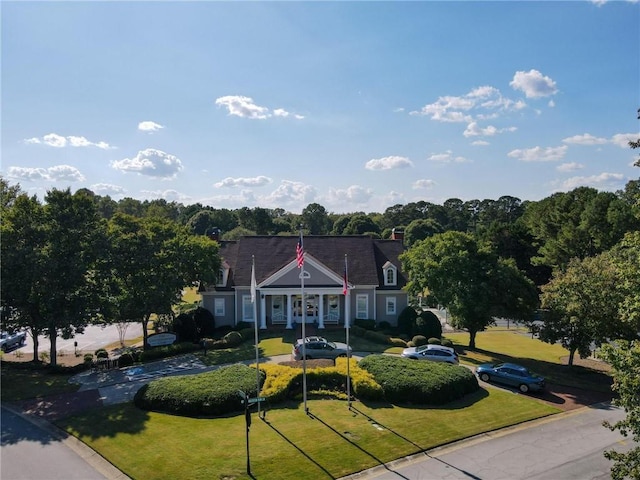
[
  {"x1": 1, "y1": 406, "x2": 109, "y2": 480},
  {"x1": 341, "y1": 403, "x2": 631, "y2": 480}
]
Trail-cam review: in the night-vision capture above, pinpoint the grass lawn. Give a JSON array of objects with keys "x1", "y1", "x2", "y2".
[
  {"x1": 58, "y1": 388, "x2": 559, "y2": 480},
  {"x1": 445, "y1": 330, "x2": 612, "y2": 392},
  {"x1": 0, "y1": 362, "x2": 80, "y2": 401}
]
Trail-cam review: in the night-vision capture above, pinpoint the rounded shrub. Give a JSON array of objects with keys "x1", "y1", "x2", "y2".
[
  {"x1": 397, "y1": 306, "x2": 418, "y2": 336},
  {"x1": 412, "y1": 335, "x2": 428, "y2": 347},
  {"x1": 414, "y1": 310, "x2": 443, "y2": 339},
  {"x1": 427, "y1": 337, "x2": 442, "y2": 345},
  {"x1": 95, "y1": 348, "x2": 108, "y2": 359},
  {"x1": 358, "y1": 354, "x2": 479, "y2": 405},
  {"x1": 223, "y1": 331, "x2": 243, "y2": 347},
  {"x1": 377, "y1": 321, "x2": 392, "y2": 331},
  {"x1": 83, "y1": 353, "x2": 94, "y2": 364},
  {"x1": 441, "y1": 338, "x2": 454, "y2": 348},
  {"x1": 134, "y1": 364, "x2": 264, "y2": 417}
]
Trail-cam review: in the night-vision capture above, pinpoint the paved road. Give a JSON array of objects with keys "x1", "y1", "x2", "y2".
[
  {"x1": 1, "y1": 406, "x2": 108, "y2": 480},
  {"x1": 342, "y1": 403, "x2": 631, "y2": 480},
  {"x1": 12, "y1": 323, "x2": 143, "y2": 359}
]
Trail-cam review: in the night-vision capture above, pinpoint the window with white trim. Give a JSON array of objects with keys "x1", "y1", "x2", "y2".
[
  {"x1": 242, "y1": 295, "x2": 254, "y2": 321},
  {"x1": 216, "y1": 269, "x2": 225, "y2": 286},
  {"x1": 214, "y1": 298, "x2": 225, "y2": 316},
  {"x1": 383, "y1": 264, "x2": 397, "y2": 286},
  {"x1": 356, "y1": 294, "x2": 368, "y2": 319},
  {"x1": 386, "y1": 296, "x2": 396, "y2": 315}
]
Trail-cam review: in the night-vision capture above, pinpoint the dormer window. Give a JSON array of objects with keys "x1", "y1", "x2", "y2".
[
  {"x1": 217, "y1": 261, "x2": 230, "y2": 287},
  {"x1": 382, "y1": 261, "x2": 397, "y2": 286}
]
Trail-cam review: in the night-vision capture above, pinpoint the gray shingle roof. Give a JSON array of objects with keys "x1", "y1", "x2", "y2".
[{"x1": 217, "y1": 235, "x2": 406, "y2": 290}]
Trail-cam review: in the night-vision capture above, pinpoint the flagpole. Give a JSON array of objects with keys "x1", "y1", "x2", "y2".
[
  {"x1": 297, "y1": 227, "x2": 308, "y2": 414},
  {"x1": 251, "y1": 256, "x2": 260, "y2": 416},
  {"x1": 344, "y1": 254, "x2": 351, "y2": 408}
]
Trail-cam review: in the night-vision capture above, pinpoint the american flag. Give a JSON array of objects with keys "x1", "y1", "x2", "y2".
[
  {"x1": 296, "y1": 234, "x2": 304, "y2": 268},
  {"x1": 343, "y1": 266, "x2": 348, "y2": 295}
]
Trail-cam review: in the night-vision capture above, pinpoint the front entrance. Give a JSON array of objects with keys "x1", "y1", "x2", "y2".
[{"x1": 294, "y1": 295, "x2": 318, "y2": 323}]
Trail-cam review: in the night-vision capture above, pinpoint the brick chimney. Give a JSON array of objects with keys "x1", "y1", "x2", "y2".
[
  {"x1": 207, "y1": 227, "x2": 221, "y2": 242},
  {"x1": 391, "y1": 227, "x2": 404, "y2": 242}
]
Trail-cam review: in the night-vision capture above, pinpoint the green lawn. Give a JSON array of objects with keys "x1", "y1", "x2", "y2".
[
  {"x1": 0, "y1": 363, "x2": 80, "y2": 401},
  {"x1": 445, "y1": 330, "x2": 612, "y2": 392},
  {"x1": 59, "y1": 389, "x2": 559, "y2": 480}
]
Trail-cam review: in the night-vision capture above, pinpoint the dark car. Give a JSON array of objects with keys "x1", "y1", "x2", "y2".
[
  {"x1": 475, "y1": 362, "x2": 545, "y2": 393},
  {"x1": 291, "y1": 336, "x2": 351, "y2": 361}
]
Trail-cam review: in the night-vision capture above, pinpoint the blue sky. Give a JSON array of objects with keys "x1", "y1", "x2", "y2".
[{"x1": 2, "y1": 1, "x2": 639, "y2": 214}]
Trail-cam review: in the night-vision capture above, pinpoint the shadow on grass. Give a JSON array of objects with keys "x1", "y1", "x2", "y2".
[
  {"x1": 308, "y1": 410, "x2": 411, "y2": 480},
  {"x1": 54, "y1": 403, "x2": 150, "y2": 441},
  {"x1": 260, "y1": 414, "x2": 336, "y2": 479},
  {"x1": 458, "y1": 347, "x2": 613, "y2": 393},
  {"x1": 345, "y1": 406, "x2": 483, "y2": 480}
]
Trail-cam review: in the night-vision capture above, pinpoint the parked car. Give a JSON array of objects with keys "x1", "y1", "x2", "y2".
[
  {"x1": 0, "y1": 330, "x2": 27, "y2": 352},
  {"x1": 291, "y1": 336, "x2": 352, "y2": 360},
  {"x1": 401, "y1": 344, "x2": 459, "y2": 364},
  {"x1": 475, "y1": 362, "x2": 545, "y2": 393}
]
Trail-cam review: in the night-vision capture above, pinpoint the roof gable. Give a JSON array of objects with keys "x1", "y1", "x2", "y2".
[{"x1": 217, "y1": 235, "x2": 406, "y2": 289}]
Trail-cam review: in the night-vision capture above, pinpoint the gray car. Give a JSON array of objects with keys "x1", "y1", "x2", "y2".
[
  {"x1": 401, "y1": 344, "x2": 459, "y2": 364},
  {"x1": 291, "y1": 336, "x2": 351, "y2": 360},
  {"x1": 475, "y1": 362, "x2": 545, "y2": 393}
]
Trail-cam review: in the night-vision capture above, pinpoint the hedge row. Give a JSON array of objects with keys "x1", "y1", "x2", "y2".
[
  {"x1": 358, "y1": 354, "x2": 479, "y2": 405},
  {"x1": 258, "y1": 358, "x2": 384, "y2": 402},
  {"x1": 134, "y1": 364, "x2": 264, "y2": 417}
]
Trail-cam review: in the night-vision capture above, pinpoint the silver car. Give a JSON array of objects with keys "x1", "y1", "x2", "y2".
[
  {"x1": 291, "y1": 336, "x2": 351, "y2": 361},
  {"x1": 400, "y1": 344, "x2": 459, "y2": 364}
]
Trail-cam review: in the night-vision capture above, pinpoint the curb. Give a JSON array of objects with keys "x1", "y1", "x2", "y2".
[
  {"x1": 1, "y1": 402, "x2": 131, "y2": 480},
  {"x1": 337, "y1": 401, "x2": 612, "y2": 480}
]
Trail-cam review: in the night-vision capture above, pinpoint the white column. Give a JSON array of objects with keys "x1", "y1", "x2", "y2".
[
  {"x1": 260, "y1": 294, "x2": 267, "y2": 329},
  {"x1": 286, "y1": 293, "x2": 293, "y2": 329},
  {"x1": 318, "y1": 293, "x2": 325, "y2": 329}
]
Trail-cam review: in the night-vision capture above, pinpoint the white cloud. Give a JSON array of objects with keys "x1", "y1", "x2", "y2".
[
  {"x1": 8, "y1": 165, "x2": 85, "y2": 182},
  {"x1": 138, "y1": 121, "x2": 165, "y2": 133},
  {"x1": 140, "y1": 189, "x2": 192, "y2": 202},
  {"x1": 262, "y1": 180, "x2": 317, "y2": 207},
  {"x1": 273, "y1": 109, "x2": 305, "y2": 120},
  {"x1": 411, "y1": 84, "x2": 526, "y2": 123},
  {"x1": 427, "y1": 150, "x2": 470, "y2": 163},
  {"x1": 472, "y1": 140, "x2": 490, "y2": 146},
  {"x1": 90, "y1": 183, "x2": 127, "y2": 195},
  {"x1": 214, "y1": 95, "x2": 304, "y2": 120},
  {"x1": 365, "y1": 156, "x2": 413, "y2": 170},
  {"x1": 24, "y1": 133, "x2": 113, "y2": 149},
  {"x1": 509, "y1": 69, "x2": 558, "y2": 98},
  {"x1": 323, "y1": 185, "x2": 374, "y2": 206},
  {"x1": 562, "y1": 133, "x2": 608, "y2": 145},
  {"x1": 556, "y1": 162, "x2": 584, "y2": 172},
  {"x1": 463, "y1": 122, "x2": 517, "y2": 138},
  {"x1": 214, "y1": 176, "x2": 273, "y2": 188},
  {"x1": 412, "y1": 179, "x2": 436, "y2": 189},
  {"x1": 111, "y1": 148, "x2": 183, "y2": 178},
  {"x1": 560, "y1": 172, "x2": 625, "y2": 190},
  {"x1": 508, "y1": 145, "x2": 567, "y2": 162},
  {"x1": 215, "y1": 95, "x2": 269, "y2": 119},
  {"x1": 610, "y1": 133, "x2": 639, "y2": 148}
]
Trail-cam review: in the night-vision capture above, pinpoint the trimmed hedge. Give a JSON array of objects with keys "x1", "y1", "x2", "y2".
[
  {"x1": 134, "y1": 364, "x2": 264, "y2": 417},
  {"x1": 258, "y1": 358, "x2": 384, "y2": 402},
  {"x1": 358, "y1": 354, "x2": 479, "y2": 405},
  {"x1": 139, "y1": 342, "x2": 200, "y2": 362}
]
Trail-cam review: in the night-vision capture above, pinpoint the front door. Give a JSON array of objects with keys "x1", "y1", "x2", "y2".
[{"x1": 294, "y1": 295, "x2": 317, "y2": 323}]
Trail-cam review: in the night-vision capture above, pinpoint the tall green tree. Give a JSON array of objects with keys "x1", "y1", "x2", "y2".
[
  {"x1": 523, "y1": 187, "x2": 638, "y2": 271},
  {"x1": 401, "y1": 231, "x2": 537, "y2": 348},
  {"x1": 301, "y1": 203, "x2": 330, "y2": 235},
  {"x1": 1, "y1": 188, "x2": 106, "y2": 365},
  {"x1": 539, "y1": 253, "x2": 630, "y2": 365},
  {"x1": 599, "y1": 340, "x2": 640, "y2": 480},
  {"x1": 105, "y1": 214, "x2": 220, "y2": 348}
]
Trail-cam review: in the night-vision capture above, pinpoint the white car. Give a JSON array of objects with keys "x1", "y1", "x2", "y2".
[
  {"x1": 401, "y1": 344, "x2": 459, "y2": 364},
  {"x1": 1, "y1": 330, "x2": 27, "y2": 352}
]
